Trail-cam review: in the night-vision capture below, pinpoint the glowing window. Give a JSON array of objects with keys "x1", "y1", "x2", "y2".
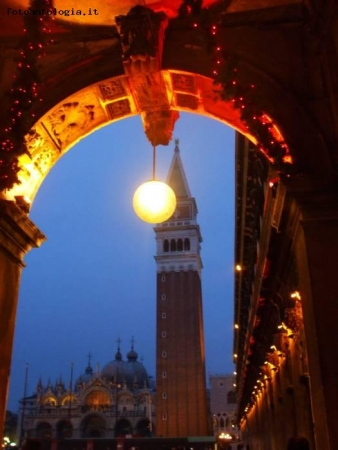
[{"x1": 85, "y1": 390, "x2": 110, "y2": 406}]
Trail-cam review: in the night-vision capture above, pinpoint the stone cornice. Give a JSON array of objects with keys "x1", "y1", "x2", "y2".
[{"x1": 0, "y1": 200, "x2": 45, "y2": 266}]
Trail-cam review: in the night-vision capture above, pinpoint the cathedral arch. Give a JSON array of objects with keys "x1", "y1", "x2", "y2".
[
  {"x1": 84, "y1": 390, "x2": 111, "y2": 409},
  {"x1": 184, "y1": 238, "x2": 190, "y2": 251},
  {"x1": 177, "y1": 239, "x2": 183, "y2": 251},
  {"x1": 115, "y1": 418, "x2": 132, "y2": 437},
  {"x1": 61, "y1": 395, "x2": 77, "y2": 406},
  {"x1": 36, "y1": 422, "x2": 52, "y2": 439},
  {"x1": 81, "y1": 414, "x2": 107, "y2": 438},
  {"x1": 42, "y1": 397, "x2": 56, "y2": 406},
  {"x1": 163, "y1": 240, "x2": 169, "y2": 252},
  {"x1": 136, "y1": 418, "x2": 151, "y2": 437},
  {"x1": 119, "y1": 393, "x2": 133, "y2": 405},
  {"x1": 56, "y1": 420, "x2": 73, "y2": 439}
]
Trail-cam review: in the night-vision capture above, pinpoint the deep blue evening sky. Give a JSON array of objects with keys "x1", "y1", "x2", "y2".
[{"x1": 7, "y1": 112, "x2": 235, "y2": 411}]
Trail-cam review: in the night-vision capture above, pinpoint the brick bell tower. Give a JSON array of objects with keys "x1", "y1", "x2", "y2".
[{"x1": 154, "y1": 140, "x2": 208, "y2": 437}]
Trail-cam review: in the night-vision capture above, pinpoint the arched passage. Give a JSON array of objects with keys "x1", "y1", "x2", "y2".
[
  {"x1": 81, "y1": 414, "x2": 106, "y2": 438},
  {"x1": 1, "y1": 2, "x2": 338, "y2": 448},
  {"x1": 115, "y1": 418, "x2": 132, "y2": 437},
  {"x1": 56, "y1": 420, "x2": 73, "y2": 439},
  {"x1": 36, "y1": 422, "x2": 52, "y2": 439}
]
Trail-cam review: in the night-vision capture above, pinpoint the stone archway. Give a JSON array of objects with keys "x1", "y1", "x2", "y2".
[
  {"x1": 81, "y1": 414, "x2": 106, "y2": 438},
  {"x1": 115, "y1": 418, "x2": 132, "y2": 437},
  {"x1": 35, "y1": 421, "x2": 52, "y2": 439},
  {"x1": 56, "y1": 420, "x2": 73, "y2": 439},
  {"x1": 4, "y1": 70, "x2": 252, "y2": 205}
]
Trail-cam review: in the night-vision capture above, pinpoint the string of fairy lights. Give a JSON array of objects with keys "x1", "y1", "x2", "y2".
[
  {"x1": 0, "y1": 0, "x2": 294, "y2": 191},
  {"x1": 178, "y1": 0, "x2": 293, "y2": 173},
  {"x1": 0, "y1": 0, "x2": 54, "y2": 190}
]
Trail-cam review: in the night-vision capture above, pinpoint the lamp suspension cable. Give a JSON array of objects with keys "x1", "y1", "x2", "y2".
[
  {"x1": 132, "y1": 143, "x2": 177, "y2": 224},
  {"x1": 152, "y1": 145, "x2": 156, "y2": 180}
]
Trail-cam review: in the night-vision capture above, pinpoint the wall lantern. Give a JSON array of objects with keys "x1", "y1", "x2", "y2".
[{"x1": 133, "y1": 146, "x2": 176, "y2": 223}]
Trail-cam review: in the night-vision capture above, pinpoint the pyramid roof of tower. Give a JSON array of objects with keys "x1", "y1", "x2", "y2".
[{"x1": 166, "y1": 140, "x2": 192, "y2": 198}]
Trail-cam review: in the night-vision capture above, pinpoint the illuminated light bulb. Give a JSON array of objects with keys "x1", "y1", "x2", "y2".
[
  {"x1": 235, "y1": 264, "x2": 242, "y2": 271},
  {"x1": 133, "y1": 180, "x2": 176, "y2": 224},
  {"x1": 290, "y1": 290, "x2": 301, "y2": 300},
  {"x1": 233, "y1": 354, "x2": 238, "y2": 358},
  {"x1": 235, "y1": 324, "x2": 239, "y2": 329}
]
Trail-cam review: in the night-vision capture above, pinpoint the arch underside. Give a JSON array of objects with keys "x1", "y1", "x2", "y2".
[{"x1": 6, "y1": 70, "x2": 252, "y2": 204}]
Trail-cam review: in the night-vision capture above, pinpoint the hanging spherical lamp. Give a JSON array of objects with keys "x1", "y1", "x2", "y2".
[
  {"x1": 133, "y1": 179, "x2": 176, "y2": 223},
  {"x1": 133, "y1": 146, "x2": 176, "y2": 223}
]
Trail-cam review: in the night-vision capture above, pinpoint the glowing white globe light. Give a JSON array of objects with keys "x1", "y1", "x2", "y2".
[{"x1": 133, "y1": 180, "x2": 177, "y2": 223}]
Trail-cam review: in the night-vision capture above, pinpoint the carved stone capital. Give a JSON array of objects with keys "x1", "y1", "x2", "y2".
[
  {"x1": 115, "y1": 6, "x2": 168, "y2": 74},
  {"x1": 141, "y1": 109, "x2": 179, "y2": 147},
  {"x1": 0, "y1": 200, "x2": 45, "y2": 266}
]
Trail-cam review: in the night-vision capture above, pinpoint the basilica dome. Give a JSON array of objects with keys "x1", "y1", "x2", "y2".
[{"x1": 101, "y1": 345, "x2": 149, "y2": 389}]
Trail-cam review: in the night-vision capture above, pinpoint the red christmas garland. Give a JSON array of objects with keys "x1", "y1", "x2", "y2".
[
  {"x1": 213, "y1": 54, "x2": 293, "y2": 173},
  {"x1": 0, "y1": 0, "x2": 54, "y2": 191}
]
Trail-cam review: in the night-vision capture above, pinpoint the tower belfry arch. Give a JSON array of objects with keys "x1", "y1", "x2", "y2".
[{"x1": 0, "y1": 1, "x2": 338, "y2": 448}]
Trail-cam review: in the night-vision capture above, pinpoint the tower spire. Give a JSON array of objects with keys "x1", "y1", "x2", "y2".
[{"x1": 166, "y1": 139, "x2": 192, "y2": 198}]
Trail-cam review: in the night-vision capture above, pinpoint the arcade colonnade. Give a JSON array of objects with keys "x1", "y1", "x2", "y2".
[{"x1": 0, "y1": 1, "x2": 338, "y2": 448}]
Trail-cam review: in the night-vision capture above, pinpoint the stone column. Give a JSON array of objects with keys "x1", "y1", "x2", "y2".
[
  {"x1": 286, "y1": 181, "x2": 338, "y2": 449},
  {"x1": 0, "y1": 199, "x2": 45, "y2": 442}
]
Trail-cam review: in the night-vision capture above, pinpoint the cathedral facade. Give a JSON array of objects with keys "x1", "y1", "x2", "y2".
[{"x1": 18, "y1": 345, "x2": 155, "y2": 439}]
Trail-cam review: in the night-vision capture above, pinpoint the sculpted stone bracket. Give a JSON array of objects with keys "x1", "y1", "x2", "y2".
[
  {"x1": 114, "y1": 6, "x2": 200, "y2": 147},
  {"x1": 0, "y1": 200, "x2": 45, "y2": 266},
  {"x1": 115, "y1": 6, "x2": 168, "y2": 74}
]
